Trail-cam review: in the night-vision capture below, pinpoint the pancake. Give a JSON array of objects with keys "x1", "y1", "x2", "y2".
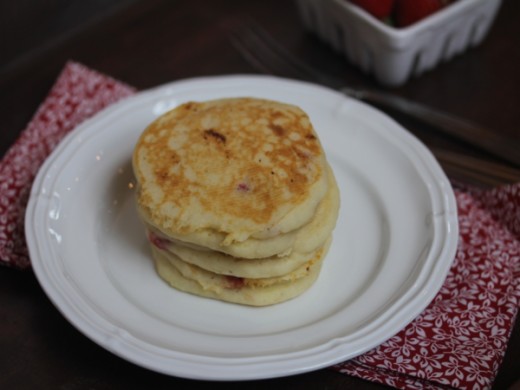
[
  {"x1": 154, "y1": 234, "x2": 332, "y2": 279},
  {"x1": 141, "y1": 214, "x2": 300, "y2": 259},
  {"x1": 144, "y1": 165, "x2": 340, "y2": 277},
  {"x1": 151, "y1": 243, "x2": 327, "y2": 307},
  {"x1": 133, "y1": 97, "x2": 329, "y2": 251},
  {"x1": 142, "y1": 163, "x2": 339, "y2": 260}
]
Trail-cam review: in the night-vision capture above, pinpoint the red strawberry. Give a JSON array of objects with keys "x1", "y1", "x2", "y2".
[
  {"x1": 349, "y1": 0, "x2": 396, "y2": 20},
  {"x1": 395, "y1": 0, "x2": 445, "y2": 27}
]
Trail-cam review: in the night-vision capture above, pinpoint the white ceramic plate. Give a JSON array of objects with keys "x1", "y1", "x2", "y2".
[{"x1": 26, "y1": 75, "x2": 458, "y2": 381}]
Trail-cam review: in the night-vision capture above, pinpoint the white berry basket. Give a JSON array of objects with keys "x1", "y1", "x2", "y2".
[{"x1": 295, "y1": 0, "x2": 502, "y2": 86}]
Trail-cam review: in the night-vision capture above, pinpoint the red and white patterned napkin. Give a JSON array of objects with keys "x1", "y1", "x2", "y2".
[{"x1": 0, "y1": 62, "x2": 518, "y2": 390}]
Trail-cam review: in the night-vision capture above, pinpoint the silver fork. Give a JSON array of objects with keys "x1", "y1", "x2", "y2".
[{"x1": 229, "y1": 23, "x2": 520, "y2": 174}]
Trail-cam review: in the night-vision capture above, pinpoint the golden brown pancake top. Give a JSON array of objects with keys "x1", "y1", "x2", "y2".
[{"x1": 133, "y1": 98, "x2": 326, "y2": 237}]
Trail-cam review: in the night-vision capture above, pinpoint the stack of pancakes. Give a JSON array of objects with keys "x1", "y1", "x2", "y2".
[{"x1": 132, "y1": 97, "x2": 339, "y2": 306}]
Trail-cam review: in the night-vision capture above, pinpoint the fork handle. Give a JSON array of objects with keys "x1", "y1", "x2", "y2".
[{"x1": 341, "y1": 87, "x2": 520, "y2": 167}]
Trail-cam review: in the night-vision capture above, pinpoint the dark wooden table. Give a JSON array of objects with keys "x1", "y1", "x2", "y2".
[{"x1": 1, "y1": 0, "x2": 519, "y2": 389}]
